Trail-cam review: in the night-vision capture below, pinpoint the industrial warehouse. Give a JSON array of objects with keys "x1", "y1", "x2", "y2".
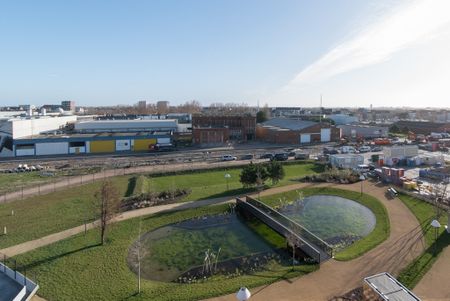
[{"x1": 0, "y1": 116, "x2": 177, "y2": 157}]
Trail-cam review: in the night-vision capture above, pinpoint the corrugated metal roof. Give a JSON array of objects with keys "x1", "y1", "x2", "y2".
[{"x1": 261, "y1": 118, "x2": 317, "y2": 131}]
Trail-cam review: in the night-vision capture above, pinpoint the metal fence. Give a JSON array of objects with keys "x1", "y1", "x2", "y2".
[
  {"x1": 0, "y1": 158, "x2": 271, "y2": 204},
  {"x1": 244, "y1": 196, "x2": 334, "y2": 260},
  {"x1": 0, "y1": 251, "x2": 39, "y2": 293}
]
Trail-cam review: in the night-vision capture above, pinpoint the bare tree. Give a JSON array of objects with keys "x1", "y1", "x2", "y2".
[
  {"x1": 430, "y1": 181, "x2": 448, "y2": 219},
  {"x1": 95, "y1": 181, "x2": 121, "y2": 245},
  {"x1": 286, "y1": 232, "x2": 297, "y2": 270}
]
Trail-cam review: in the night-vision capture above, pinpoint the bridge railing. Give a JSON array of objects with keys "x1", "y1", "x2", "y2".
[
  {"x1": 236, "y1": 198, "x2": 322, "y2": 263},
  {"x1": 246, "y1": 197, "x2": 334, "y2": 258}
]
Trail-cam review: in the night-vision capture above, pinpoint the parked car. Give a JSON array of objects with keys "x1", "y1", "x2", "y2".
[
  {"x1": 371, "y1": 146, "x2": 383, "y2": 152},
  {"x1": 240, "y1": 154, "x2": 254, "y2": 160},
  {"x1": 323, "y1": 147, "x2": 338, "y2": 155},
  {"x1": 260, "y1": 153, "x2": 274, "y2": 160},
  {"x1": 271, "y1": 153, "x2": 289, "y2": 161},
  {"x1": 358, "y1": 146, "x2": 371, "y2": 153},
  {"x1": 221, "y1": 155, "x2": 237, "y2": 161},
  {"x1": 294, "y1": 151, "x2": 309, "y2": 160}
]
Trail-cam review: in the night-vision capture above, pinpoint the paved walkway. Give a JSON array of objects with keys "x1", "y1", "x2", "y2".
[
  {"x1": 207, "y1": 181, "x2": 426, "y2": 301},
  {"x1": 414, "y1": 244, "x2": 450, "y2": 300}
]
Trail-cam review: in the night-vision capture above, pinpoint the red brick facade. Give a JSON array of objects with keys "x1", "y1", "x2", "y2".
[
  {"x1": 256, "y1": 123, "x2": 340, "y2": 144},
  {"x1": 192, "y1": 115, "x2": 256, "y2": 145}
]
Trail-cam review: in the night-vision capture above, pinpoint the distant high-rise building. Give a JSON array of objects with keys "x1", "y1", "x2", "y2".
[
  {"x1": 137, "y1": 101, "x2": 147, "y2": 109},
  {"x1": 61, "y1": 100, "x2": 75, "y2": 112},
  {"x1": 157, "y1": 101, "x2": 169, "y2": 114}
]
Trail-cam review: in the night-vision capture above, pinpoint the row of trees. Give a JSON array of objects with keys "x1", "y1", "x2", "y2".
[{"x1": 239, "y1": 161, "x2": 285, "y2": 188}]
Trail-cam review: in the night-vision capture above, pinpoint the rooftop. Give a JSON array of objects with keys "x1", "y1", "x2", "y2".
[
  {"x1": 364, "y1": 272, "x2": 421, "y2": 301},
  {"x1": 260, "y1": 118, "x2": 317, "y2": 131}
]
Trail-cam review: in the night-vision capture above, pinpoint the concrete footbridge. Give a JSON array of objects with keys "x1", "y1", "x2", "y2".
[{"x1": 235, "y1": 196, "x2": 334, "y2": 263}]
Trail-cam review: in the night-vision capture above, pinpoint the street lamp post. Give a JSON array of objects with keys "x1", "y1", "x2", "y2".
[
  {"x1": 359, "y1": 175, "x2": 365, "y2": 196},
  {"x1": 236, "y1": 287, "x2": 251, "y2": 301},
  {"x1": 225, "y1": 173, "x2": 231, "y2": 191},
  {"x1": 431, "y1": 219, "x2": 441, "y2": 255}
]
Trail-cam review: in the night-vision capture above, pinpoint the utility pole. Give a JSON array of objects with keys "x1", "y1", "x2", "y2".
[{"x1": 137, "y1": 217, "x2": 142, "y2": 294}]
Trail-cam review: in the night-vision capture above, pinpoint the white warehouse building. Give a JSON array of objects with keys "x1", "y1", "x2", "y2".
[
  {"x1": 74, "y1": 119, "x2": 178, "y2": 133},
  {"x1": 329, "y1": 154, "x2": 365, "y2": 169}
]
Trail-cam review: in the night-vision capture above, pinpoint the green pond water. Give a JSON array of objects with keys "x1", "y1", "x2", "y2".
[
  {"x1": 129, "y1": 214, "x2": 276, "y2": 282},
  {"x1": 279, "y1": 194, "x2": 376, "y2": 247},
  {"x1": 128, "y1": 195, "x2": 376, "y2": 282}
]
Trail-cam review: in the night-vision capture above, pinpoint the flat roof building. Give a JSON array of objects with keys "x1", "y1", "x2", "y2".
[{"x1": 363, "y1": 272, "x2": 421, "y2": 301}]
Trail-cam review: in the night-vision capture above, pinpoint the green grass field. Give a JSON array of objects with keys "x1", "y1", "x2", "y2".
[
  {"x1": 14, "y1": 205, "x2": 317, "y2": 301},
  {"x1": 0, "y1": 162, "x2": 320, "y2": 249},
  {"x1": 259, "y1": 187, "x2": 390, "y2": 261},
  {"x1": 397, "y1": 193, "x2": 450, "y2": 288}
]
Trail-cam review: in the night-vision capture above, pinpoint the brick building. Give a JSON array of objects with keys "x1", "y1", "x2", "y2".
[
  {"x1": 256, "y1": 118, "x2": 340, "y2": 144},
  {"x1": 192, "y1": 115, "x2": 256, "y2": 145}
]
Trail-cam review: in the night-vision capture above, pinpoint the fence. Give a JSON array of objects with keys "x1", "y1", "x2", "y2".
[
  {"x1": 0, "y1": 158, "x2": 272, "y2": 204},
  {"x1": 0, "y1": 252, "x2": 39, "y2": 300}
]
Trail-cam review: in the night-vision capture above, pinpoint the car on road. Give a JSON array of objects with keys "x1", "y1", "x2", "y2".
[
  {"x1": 260, "y1": 153, "x2": 274, "y2": 160},
  {"x1": 271, "y1": 153, "x2": 289, "y2": 161},
  {"x1": 240, "y1": 154, "x2": 254, "y2": 160},
  {"x1": 221, "y1": 155, "x2": 237, "y2": 161}
]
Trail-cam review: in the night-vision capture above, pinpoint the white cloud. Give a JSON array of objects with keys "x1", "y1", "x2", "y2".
[{"x1": 283, "y1": 0, "x2": 450, "y2": 90}]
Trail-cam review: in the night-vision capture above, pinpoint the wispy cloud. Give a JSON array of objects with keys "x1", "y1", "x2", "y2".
[{"x1": 283, "y1": 0, "x2": 450, "y2": 90}]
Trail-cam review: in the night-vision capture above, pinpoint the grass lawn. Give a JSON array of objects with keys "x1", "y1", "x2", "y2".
[
  {"x1": 259, "y1": 187, "x2": 390, "y2": 261},
  {"x1": 0, "y1": 176, "x2": 131, "y2": 249},
  {"x1": 0, "y1": 162, "x2": 320, "y2": 250},
  {"x1": 14, "y1": 205, "x2": 317, "y2": 301},
  {"x1": 397, "y1": 193, "x2": 450, "y2": 289}
]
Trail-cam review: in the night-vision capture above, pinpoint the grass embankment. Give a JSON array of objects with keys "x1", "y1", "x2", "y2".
[
  {"x1": 259, "y1": 187, "x2": 390, "y2": 261},
  {"x1": 397, "y1": 193, "x2": 450, "y2": 288},
  {"x1": 0, "y1": 176, "x2": 130, "y2": 249},
  {"x1": 0, "y1": 162, "x2": 320, "y2": 249},
  {"x1": 14, "y1": 205, "x2": 317, "y2": 301}
]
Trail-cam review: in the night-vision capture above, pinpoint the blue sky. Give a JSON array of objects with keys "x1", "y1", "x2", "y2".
[{"x1": 1, "y1": 0, "x2": 449, "y2": 108}]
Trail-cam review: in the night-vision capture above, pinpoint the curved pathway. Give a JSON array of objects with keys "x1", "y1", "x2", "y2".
[
  {"x1": 207, "y1": 181, "x2": 426, "y2": 301},
  {"x1": 1, "y1": 181, "x2": 425, "y2": 300}
]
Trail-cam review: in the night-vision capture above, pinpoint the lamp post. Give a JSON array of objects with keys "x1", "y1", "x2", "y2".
[
  {"x1": 431, "y1": 219, "x2": 441, "y2": 255},
  {"x1": 359, "y1": 175, "x2": 365, "y2": 196},
  {"x1": 236, "y1": 287, "x2": 251, "y2": 301},
  {"x1": 225, "y1": 173, "x2": 231, "y2": 191}
]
